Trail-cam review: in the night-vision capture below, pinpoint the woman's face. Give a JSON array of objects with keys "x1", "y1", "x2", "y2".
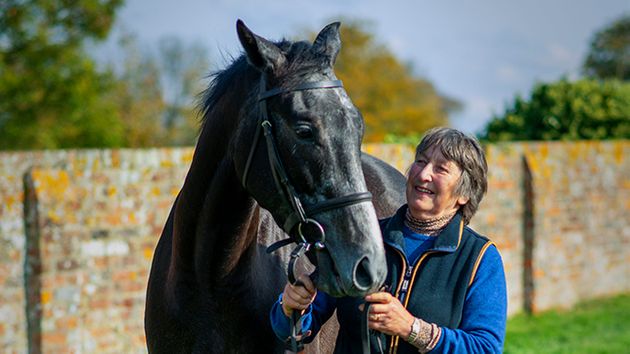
[{"x1": 406, "y1": 145, "x2": 469, "y2": 221}]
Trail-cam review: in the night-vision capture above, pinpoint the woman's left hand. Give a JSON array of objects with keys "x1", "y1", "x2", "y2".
[{"x1": 364, "y1": 292, "x2": 415, "y2": 337}]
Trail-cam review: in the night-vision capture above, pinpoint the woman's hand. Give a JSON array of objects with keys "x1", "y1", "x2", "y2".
[
  {"x1": 281, "y1": 274, "x2": 317, "y2": 317},
  {"x1": 364, "y1": 292, "x2": 415, "y2": 337}
]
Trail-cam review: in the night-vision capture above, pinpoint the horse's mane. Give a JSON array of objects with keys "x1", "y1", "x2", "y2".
[
  {"x1": 198, "y1": 55, "x2": 253, "y2": 124},
  {"x1": 198, "y1": 39, "x2": 326, "y2": 127},
  {"x1": 177, "y1": 38, "x2": 335, "y2": 241}
]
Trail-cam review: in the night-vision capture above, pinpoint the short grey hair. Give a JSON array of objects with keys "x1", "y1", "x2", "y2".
[{"x1": 415, "y1": 127, "x2": 488, "y2": 224}]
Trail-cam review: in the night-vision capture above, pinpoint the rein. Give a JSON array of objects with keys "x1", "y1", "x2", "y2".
[{"x1": 241, "y1": 77, "x2": 376, "y2": 353}]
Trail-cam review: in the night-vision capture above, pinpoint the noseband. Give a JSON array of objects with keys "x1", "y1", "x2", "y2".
[{"x1": 241, "y1": 77, "x2": 376, "y2": 353}]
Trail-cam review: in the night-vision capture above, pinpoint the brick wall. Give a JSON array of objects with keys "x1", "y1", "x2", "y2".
[
  {"x1": 523, "y1": 141, "x2": 629, "y2": 312},
  {"x1": 1, "y1": 151, "x2": 79, "y2": 354},
  {"x1": 1, "y1": 149, "x2": 193, "y2": 353},
  {"x1": 1, "y1": 141, "x2": 628, "y2": 353},
  {"x1": 472, "y1": 143, "x2": 528, "y2": 315}
]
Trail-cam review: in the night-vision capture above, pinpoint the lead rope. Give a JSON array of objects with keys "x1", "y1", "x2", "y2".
[
  {"x1": 273, "y1": 238, "x2": 314, "y2": 353},
  {"x1": 361, "y1": 302, "x2": 372, "y2": 354},
  {"x1": 271, "y1": 238, "x2": 380, "y2": 354}
]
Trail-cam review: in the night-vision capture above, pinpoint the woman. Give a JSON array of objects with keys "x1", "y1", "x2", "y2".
[{"x1": 270, "y1": 127, "x2": 507, "y2": 353}]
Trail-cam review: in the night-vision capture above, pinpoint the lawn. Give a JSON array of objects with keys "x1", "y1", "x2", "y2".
[{"x1": 504, "y1": 294, "x2": 630, "y2": 354}]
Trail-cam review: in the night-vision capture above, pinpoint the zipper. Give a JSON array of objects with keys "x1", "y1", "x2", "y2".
[
  {"x1": 388, "y1": 218, "x2": 464, "y2": 354},
  {"x1": 391, "y1": 248, "x2": 407, "y2": 303},
  {"x1": 397, "y1": 265, "x2": 414, "y2": 303},
  {"x1": 388, "y1": 248, "x2": 407, "y2": 354},
  {"x1": 389, "y1": 250, "x2": 438, "y2": 354}
]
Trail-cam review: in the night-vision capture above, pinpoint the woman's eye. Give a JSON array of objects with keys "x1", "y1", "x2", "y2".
[{"x1": 295, "y1": 125, "x2": 314, "y2": 139}]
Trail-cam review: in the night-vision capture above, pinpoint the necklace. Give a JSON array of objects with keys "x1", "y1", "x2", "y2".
[{"x1": 404, "y1": 208, "x2": 456, "y2": 236}]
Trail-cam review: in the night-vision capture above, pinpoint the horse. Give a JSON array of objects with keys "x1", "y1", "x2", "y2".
[{"x1": 145, "y1": 20, "x2": 406, "y2": 353}]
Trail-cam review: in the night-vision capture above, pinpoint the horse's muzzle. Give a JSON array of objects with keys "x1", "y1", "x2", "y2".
[{"x1": 314, "y1": 234, "x2": 387, "y2": 297}]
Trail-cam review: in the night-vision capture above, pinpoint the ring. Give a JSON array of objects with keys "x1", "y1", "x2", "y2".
[{"x1": 371, "y1": 314, "x2": 380, "y2": 321}]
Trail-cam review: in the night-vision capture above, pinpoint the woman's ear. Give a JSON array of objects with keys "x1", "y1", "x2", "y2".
[{"x1": 457, "y1": 195, "x2": 470, "y2": 206}]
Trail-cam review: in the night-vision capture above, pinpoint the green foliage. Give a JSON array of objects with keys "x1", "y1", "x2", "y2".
[
  {"x1": 156, "y1": 37, "x2": 209, "y2": 146},
  {"x1": 0, "y1": 0, "x2": 125, "y2": 150},
  {"x1": 320, "y1": 19, "x2": 459, "y2": 142},
  {"x1": 110, "y1": 34, "x2": 209, "y2": 147},
  {"x1": 583, "y1": 14, "x2": 630, "y2": 81},
  {"x1": 481, "y1": 78, "x2": 630, "y2": 141},
  {"x1": 505, "y1": 294, "x2": 630, "y2": 353},
  {"x1": 110, "y1": 33, "x2": 165, "y2": 147}
]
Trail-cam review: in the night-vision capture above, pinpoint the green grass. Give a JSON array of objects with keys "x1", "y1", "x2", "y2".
[{"x1": 504, "y1": 294, "x2": 630, "y2": 354}]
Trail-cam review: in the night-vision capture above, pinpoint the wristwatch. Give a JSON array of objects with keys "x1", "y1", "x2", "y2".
[{"x1": 407, "y1": 317, "x2": 421, "y2": 343}]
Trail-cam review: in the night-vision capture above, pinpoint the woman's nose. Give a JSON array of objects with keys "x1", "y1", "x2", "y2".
[{"x1": 418, "y1": 163, "x2": 433, "y2": 181}]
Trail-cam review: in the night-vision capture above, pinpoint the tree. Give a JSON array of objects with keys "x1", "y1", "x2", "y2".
[
  {"x1": 481, "y1": 78, "x2": 630, "y2": 141},
  {"x1": 0, "y1": 0, "x2": 125, "y2": 150},
  {"x1": 583, "y1": 15, "x2": 630, "y2": 81},
  {"x1": 109, "y1": 35, "x2": 210, "y2": 147},
  {"x1": 111, "y1": 33, "x2": 166, "y2": 147},
  {"x1": 312, "y1": 20, "x2": 459, "y2": 142},
  {"x1": 156, "y1": 37, "x2": 210, "y2": 146}
]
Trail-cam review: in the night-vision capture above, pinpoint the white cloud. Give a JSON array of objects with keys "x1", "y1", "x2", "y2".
[
  {"x1": 496, "y1": 64, "x2": 523, "y2": 84},
  {"x1": 546, "y1": 43, "x2": 579, "y2": 65}
]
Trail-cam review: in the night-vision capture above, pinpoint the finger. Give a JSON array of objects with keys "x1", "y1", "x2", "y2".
[
  {"x1": 290, "y1": 284, "x2": 314, "y2": 300},
  {"x1": 281, "y1": 294, "x2": 300, "y2": 313},
  {"x1": 368, "y1": 320, "x2": 383, "y2": 331},
  {"x1": 286, "y1": 298, "x2": 308, "y2": 310},
  {"x1": 297, "y1": 274, "x2": 316, "y2": 293},
  {"x1": 365, "y1": 292, "x2": 392, "y2": 304},
  {"x1": 368, "y1": 304, "x2": 389, "y2": 314},
  {"x1": 368, "y1": 312, "x2": 382, "y2": 322},
  {"x1": 286, "y1": 291, "x2": 312, "y2": 308}
]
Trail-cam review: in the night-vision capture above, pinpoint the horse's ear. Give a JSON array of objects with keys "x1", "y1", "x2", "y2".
[
  {"x1": 312, "y1": 22, "x2": 341, "y2": 66},
  {"x1": 236, "y1": 19, "x2": 286, "y2": 74}
]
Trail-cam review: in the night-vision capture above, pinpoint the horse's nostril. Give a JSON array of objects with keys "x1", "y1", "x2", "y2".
[{"x1": 353, "y1": 256, "x2": 374, "y2": 291}]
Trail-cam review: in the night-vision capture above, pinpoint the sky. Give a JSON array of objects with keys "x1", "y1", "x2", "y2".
[{"x1": 92, "y1": 0, "x2": 629, "y2": 135}]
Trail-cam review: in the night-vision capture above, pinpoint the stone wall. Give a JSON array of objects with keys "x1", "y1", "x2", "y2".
[
  {"x1": 1, "y1": 141, "x2": 628, "y2": 353},
  {"x1": 472, "y1": 143, "x2": 528, "y2": 315},
  {"x1": 1, "y1": 151, "x2": 78, "y2": 354},
  {"x1": 524, "y1": 141, "x2": 629, "y2": 312},
  {"x1": 1, "y1": 149, "x2": 193, "y2": 354}
]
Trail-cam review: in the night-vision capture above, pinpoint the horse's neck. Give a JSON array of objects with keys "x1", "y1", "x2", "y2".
[{"x1": 172, "y1": 155, "x2": 260, "y2": 287}]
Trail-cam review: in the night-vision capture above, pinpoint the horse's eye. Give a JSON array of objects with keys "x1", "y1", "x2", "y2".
[{"x1": 294, "y1": 125, "x2": 314, "y2": 139}]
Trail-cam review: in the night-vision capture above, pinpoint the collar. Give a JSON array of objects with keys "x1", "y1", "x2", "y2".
[{"x1": 382, "y1": 205, "x2": 464, "y2": 254}]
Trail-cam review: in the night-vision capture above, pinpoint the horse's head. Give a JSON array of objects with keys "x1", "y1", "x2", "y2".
[{"x1": 231, "y1": 20, "x2": 387, "y2": 297}]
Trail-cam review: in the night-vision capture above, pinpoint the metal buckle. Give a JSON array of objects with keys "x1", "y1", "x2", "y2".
[{"x1": 298, "y1": 218, "x2": 326, "y2": 250}]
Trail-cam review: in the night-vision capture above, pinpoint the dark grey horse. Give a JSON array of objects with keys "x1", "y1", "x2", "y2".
[{"x1": 145, "y1": 20, "x2": 405, "y2": 353}]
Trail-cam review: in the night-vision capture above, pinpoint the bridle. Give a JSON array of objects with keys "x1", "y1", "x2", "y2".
[
  {"x1": 241, "y1": 76, "x2": 373, "y2": 255},
  {"x1": 241, "y1": 76, "x2": 377, "y2": 353}
]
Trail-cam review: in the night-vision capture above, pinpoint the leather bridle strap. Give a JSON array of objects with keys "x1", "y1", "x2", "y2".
[
  {"x1": 241, "y1": 79, "x2": 343, "y2": 189},
  {"x1": 361, "y1": 302, "x2": 372, "y2": 354},
  {"x1": 242, "y1": 77, "x2": 373, "y2": 238},
  {"x1": 258, "y1": 80, "x2": 344, "y2": 100},
  {"x1": 282, "y1": 191, "x2": 373, "y2": 236},
  {"x1": 241, "y1": 76, "x2": 376, "y2": 354}
]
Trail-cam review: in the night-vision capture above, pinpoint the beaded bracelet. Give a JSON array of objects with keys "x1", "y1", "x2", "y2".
[{"x1": 406, "y1": 318, "x2": 442, "y2": 353}]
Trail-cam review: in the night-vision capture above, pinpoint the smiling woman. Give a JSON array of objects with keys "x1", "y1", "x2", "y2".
[{"x1": 272, "y1": 127, "x2": 507, "y2": 353}]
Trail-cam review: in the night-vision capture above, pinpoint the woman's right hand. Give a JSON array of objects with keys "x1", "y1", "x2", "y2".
[{"x1": 281, "y1": 274, "x2": 317, "y2": 317}]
